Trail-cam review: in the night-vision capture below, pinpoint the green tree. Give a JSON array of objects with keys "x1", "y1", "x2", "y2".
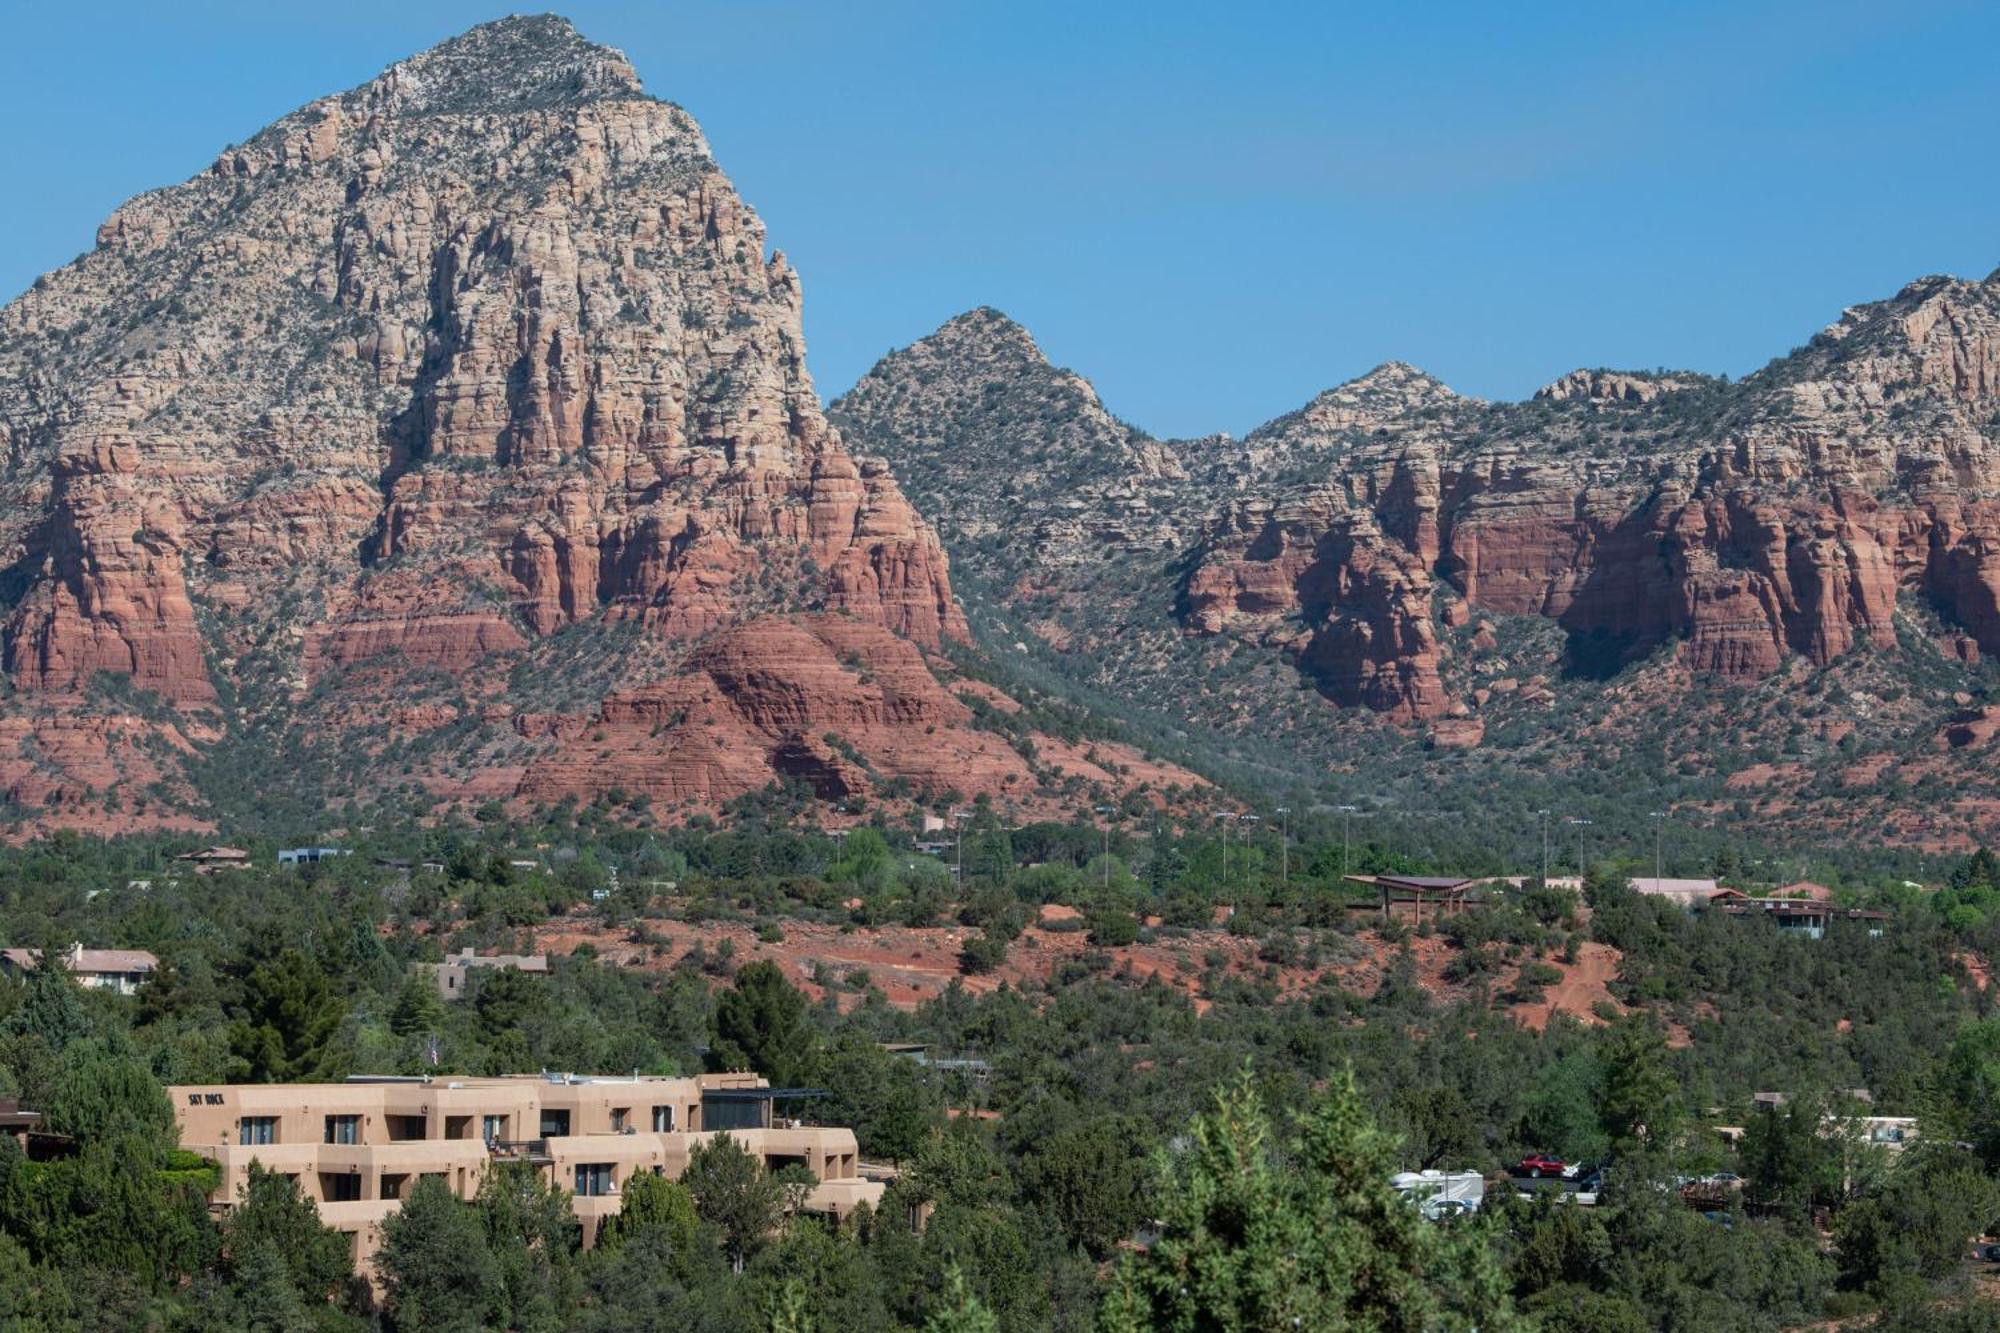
[
  {"x1": 229, "y1": 950, "x2": 348, "y2": 1083},
  {"x1": 594, "y1": 1171, "x2": 699, "y2": 1255},
  {"x1": 216, "y1": 1162, "x2": 353, "y2": 1309},
  {"x1": 43, "y1": 1040, "x2": 177, "y2": 1144},
  {"x1": 710, "y1": 961, "x2": 818, "y2": 1086},
  {"x1": 1099, "y1": 1068, "x2": 1518, "y2": 1331},
  {"x1": 378, "y1": 1177, "x2": 503, "y2": 1333},
  {"x1": 389, "y1": 974, "x2": 446, "y2": 1040},
  {"x1": 683, "y1": 1134, "x2": 786, "y2": 1271},
  {"x1": 1835, "y1": 1145, "x2": 2000, "y2": 1296},
  {"x1": 1598, "y1": 1013, "x2": 1679, "y2": 1150},
  {"x1": 477, "y1": 1161, "x2": 581, "y2": 1330},
  {"x1": 924, "y1": 1265, "x2": 999, "y2": 1333},
  {"x1": 1023, "y1": 1118, "x2": 1144, "y2": 1258}
]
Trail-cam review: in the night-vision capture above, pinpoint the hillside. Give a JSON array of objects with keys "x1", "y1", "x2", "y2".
[{"x1": 832, "y1": 281, "x2": 2000, "y2": 847}]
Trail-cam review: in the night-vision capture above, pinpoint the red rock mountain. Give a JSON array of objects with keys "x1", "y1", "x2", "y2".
[
  {"x1": 0, "y1": 18, "x2": 1189, "y2": 831},
  {"x1": 835, "y1": 291, "x2": 2000, "y2": 845}
]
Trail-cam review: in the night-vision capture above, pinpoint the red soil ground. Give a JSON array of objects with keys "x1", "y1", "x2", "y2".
[{"x1": 528, "y1": 912, "x2": 1629, "y2": 1030}]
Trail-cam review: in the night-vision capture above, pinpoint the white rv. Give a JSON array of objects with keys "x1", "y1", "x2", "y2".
[{"x1": 1392, "y1": 1170, "x2": 1485, "y2": 1219}]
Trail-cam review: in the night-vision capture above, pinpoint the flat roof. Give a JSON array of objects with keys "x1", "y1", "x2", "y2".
[
  {"x1": 1343, "y1": 874, "x2": 1473, "y2": 891},
  {"x1": 701, "y1": 1087, "x2": 830, "y2": 1101}
]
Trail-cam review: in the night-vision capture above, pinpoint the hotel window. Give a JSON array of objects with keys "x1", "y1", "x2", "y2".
[
  {"x1": 539, "y1": 1109, "x2": 571, "y2": 1138},
  {"x1": 320, "y1": 1171, "x2": 362, "y2": 1202},
  {"x1": 651, "y1": 1105, "x2": 675, "y2": 1132},
  {"x1": 482, "y1": 1114, "x2": 509, "y2": 1143},
  {"x1": 573, "y1": 1163, "x2": 614, "y2": 1197},
  {"x1": 238, "y1": 1116, "x2": 277, "y2": 1146},
  {"x1": 610, "y1": 1107, "x2": 629, "y2": 1132},
  {"x1": 324, "y1": 1115, "x2": 362, "y2": 1145}
]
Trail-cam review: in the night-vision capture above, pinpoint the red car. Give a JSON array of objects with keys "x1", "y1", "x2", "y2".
[{"x1": 1517, "y1": 1154, "x2": 1566, "y2": 1178}]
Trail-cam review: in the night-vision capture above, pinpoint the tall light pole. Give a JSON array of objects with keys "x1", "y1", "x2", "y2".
[
  {"x1": 1337, "y1": 805, "x2": 1359, "y2": 880},
  {"x1": 1537, "y1": 809, "x2": 1551, "y2": 885},
  {"x1": 1212, "y1": 811, "x2": 1237, "y2": 890},
  {"x1": 1566, "y1": 817, "x2": 1593, "y2": 876},
  {"x1": 950, "y1": 806, "x2": 971, "y2": 891},
  {"x1": 1650, "y1": 810, "x2": 1666, "y2": 884},
  {"x1": 1276, "y1": 806, "x2": 1291, "y2": 887}
]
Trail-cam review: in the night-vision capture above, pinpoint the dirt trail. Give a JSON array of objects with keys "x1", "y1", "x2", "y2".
[{"x1": 1511, "y1": 942, "x2": 1625, "y2": 1032}]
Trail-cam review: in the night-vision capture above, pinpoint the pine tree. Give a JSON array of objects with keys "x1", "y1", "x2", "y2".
[
  {"x1": 1099, "y1": 1068, "x2": 1519, "y2": 1332},
  {"x1": 924, "y1": 1265, "x2": 999, "y2": 1333}
]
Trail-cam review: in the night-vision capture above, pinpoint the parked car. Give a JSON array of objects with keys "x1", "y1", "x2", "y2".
[
  {"x1": 1423, "y1": 1198, "x2": 1476, "y2": 1222},
  {"x1": 1703, "y1": 1172, "x2": 1744, "y2": 1189},
  {"x1": 1517, "y1": 1154, "x2": 1567, "y2": 1178},
  {"x1": 1972, "y1": 1241, "x2": 2000, "y2": 1263}
]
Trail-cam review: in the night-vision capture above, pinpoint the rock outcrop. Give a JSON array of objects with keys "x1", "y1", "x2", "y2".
[
  {"x1": 0, "y1": 17, "x2": 1013, "y2": 827},
  {"x1": 846, "y1": 278, "x2": 2000, "y2": 725}
]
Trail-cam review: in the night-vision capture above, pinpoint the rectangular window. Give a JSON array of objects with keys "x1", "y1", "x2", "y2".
[
  {"x1": 320, "y1": 1171, "x2": 361, "y2": 1202},
  {"x1": 610, "y1": 1107, "x2": 629, "y2": 1132},
  {"x1": 482, "y1": 1114, "x2": 509, "y2": 1143},
  {"x1": 573, "y1": 1163, "x2": 614, "y2": 1197},
  {"x1": 539, "y1": 1109, "x2": 571, "y2": 1138},
  {"x1": 324, "y1": 1115, "x2": 361, "y2": 1145},
  {"x1": 238, "y1": 1116, "x2": 277, "y2": 1146},
  {"x1": 651, "y1": 1105, "x2": 674, "y2": 1133}
]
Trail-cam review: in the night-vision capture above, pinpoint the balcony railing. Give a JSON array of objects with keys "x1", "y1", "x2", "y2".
[{"x1": 486, "y1": 1138, "x2": 552, "y2": 1164}]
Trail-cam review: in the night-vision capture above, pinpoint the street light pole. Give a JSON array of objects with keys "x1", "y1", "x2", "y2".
[
  {"x1": 1566, "y1": 817, "x2": 1593, "y2": 876},
  {"x1": 950, "y1": 806, "x2": 971, "y2": 891},
  {"x1": 1337, "y1": 804, "x2": 1359, "y2": 880},
  {"x1": 1211, "y1": 811, "x2": 1237, "y2": 890},
  {"x1": 1650, "y1": 810, "x2": 1666, "y2": 883}
]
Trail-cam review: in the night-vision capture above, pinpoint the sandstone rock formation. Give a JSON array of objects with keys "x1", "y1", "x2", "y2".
[
  {"x1": 844, "y1": 277, "x2": 2000, "y2": 725},
  {"x1": 0, "y1": 17, "x2": 1092, "y2": 828}
]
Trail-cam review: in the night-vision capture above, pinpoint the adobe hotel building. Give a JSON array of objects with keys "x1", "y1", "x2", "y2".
[{"x1": 171, "y1": 1071, "x2": 888, "y2": 1271}]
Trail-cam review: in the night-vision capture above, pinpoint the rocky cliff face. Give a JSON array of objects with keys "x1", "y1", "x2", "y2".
[
  {"x1": 838, "y1": 281, "x2": 2000, "y2": 842},
  {"x1": 0, "y1": 17, "x2": 1137, "y2": 830},
  {"x1": 843, "y1": 280, "x2": 2000, "y2": 721}
]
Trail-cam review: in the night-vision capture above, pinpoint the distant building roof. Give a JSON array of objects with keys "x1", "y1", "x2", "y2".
[
  {"x1": 1, "y1": 944, "x2": 158, "y2": 975},
  {"x1": 1628, "y1": 877, "x2": 1721, "y2": 900},
  {"x1": 434, "y1": 948, "x2": 549, "y2": 972},
  {"x1": 177, "y1": 846, "x2": 250, "y2": 862},
  {"x1": 1344, "y1": 874, "x2": 1476, "y2": 893},
  {"x1": 1777, "y1": 880, "x2": 1834, "y2": 902}
]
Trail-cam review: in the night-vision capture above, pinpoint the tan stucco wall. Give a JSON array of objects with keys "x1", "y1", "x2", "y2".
[{"x1": 171, "y1": 1073, "x2": 886, "y2": 1276}]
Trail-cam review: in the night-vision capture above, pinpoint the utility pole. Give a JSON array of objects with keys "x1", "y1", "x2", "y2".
[
  {"x1": 1276, "y1": 806, "x2": 1290, "y2": 887},
  {"x1": 1650, "y1": 810, "x2": 1666, "y2": 884},
  {"x1": 1094, "y1": 805, "x2": 1114, "y2": 893},
  {"x1": 1337, "y1": 805, "x2": 1359, "y2": 879},
  {"x1": 1537, "y1": 809, "x2": 1551, "y2": 885}
]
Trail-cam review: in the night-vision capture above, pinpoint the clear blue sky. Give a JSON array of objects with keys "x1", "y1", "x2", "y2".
[{"x1": 5, "y1": 1, "x2": 1998, "y2": 437}]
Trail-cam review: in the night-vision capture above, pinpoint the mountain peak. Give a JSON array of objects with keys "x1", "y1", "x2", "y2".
[
  {"x1": 352, "y1": 15, "x2": 645, "y2": 119},
  {"x1": 922, "y1": 307, "x2": 1047, "y2": 365}
]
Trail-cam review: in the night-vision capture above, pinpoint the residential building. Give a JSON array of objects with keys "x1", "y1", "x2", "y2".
[
  {"x1": 1627, "y1": 877, "x2": 1722, "y2": 908},
  {"x1": 176, "y1": 846, "x2": 252, "y2": 874},
  {"x1": 417, "y1": 947, "x2": 551, "y2": 1001},
  {"x1": 0, "y1": 1099, "x2": 71, "y2": 1161},
  {"x1": 279, "y1": 846, "x2": 351, "y2": 866},
  {"x1": 170, "y1": 1072, "x2": 890, "y2": 1275},
  {"x1": 1708, "y1": 895, "x2": 1890, "y2": 940},
  {"x1": 0, "y1": 942, "x2": 157, "y2": 995}
]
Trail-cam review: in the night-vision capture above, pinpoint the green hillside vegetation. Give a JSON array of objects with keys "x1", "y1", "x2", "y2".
[{"x1": 0, "y1": 810, "x2": 1994, "y2": 1326}]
